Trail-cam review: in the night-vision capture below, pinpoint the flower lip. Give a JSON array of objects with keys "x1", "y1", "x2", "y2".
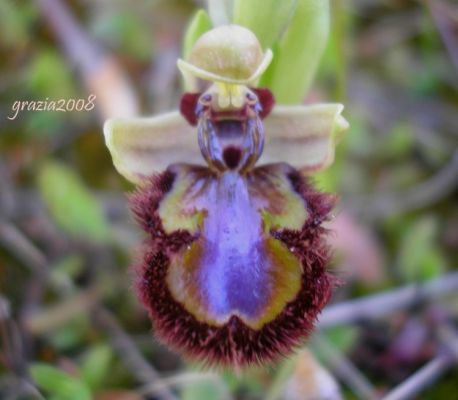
[{"x1": 132, "y1": 165, "x2": 336, "y2": 367}]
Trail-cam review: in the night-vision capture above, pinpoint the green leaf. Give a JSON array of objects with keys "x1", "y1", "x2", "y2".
[
  {"x1": 37, "y1": 160, "x2": 111, "y2": 243},
  {"x1": 91, "y1": 13, "x2": 153, "y2": 60},
  {"x1": 261, "y1": 0, "x2": 330, "y2": 104},
  {"x1": 222, "y1": 370, "x2": 263, "y2": 395},
  {"x1": 233, "y1": 0, "x2": 296, "y2": 49},
  {"x1": 398, "y1": 216, "x2": 443, "y2": 282},
  {"x1": 181, "y1": 381, "x2": 220, "y2": 400},
  {"x1": 50, "y1": 254, "x2": 84, "y2": 292},
  {"x1": 265, "y1": 357, "x2": 297, "y2": 400},
  {"x1": 324, "y1": 326, "x2": 358, "y2": 353},
  {"x1": 49, "y1": 321, "x2": 86, "y2": 351},
  {"x1": 48, "y1": 315, "x2": 91, "y2": 352},
  {"x1": 81, "y1": 345, "x2": 113, "y2": 391},
  {"x1": 381, "y1": 122, "x2": 414, "y2": 159},
  {"x1": 27, "y1": 49, "x2": 76, "y2": 99},
  {"x1": 0, "y1": 0, "x2": 28, "y2": 48},
  {"x1": 31, "y1": 363, "x2": 92, "y2": 400},
  {"x1": 183, "y1": 9, "x2": 213, "y2": 59},
  {"x1": 419, "y1": 248, "x2": 445, "y2": 281},
  {"x1": 25, "y1": 110, "x2": 65, "y2": 138}
]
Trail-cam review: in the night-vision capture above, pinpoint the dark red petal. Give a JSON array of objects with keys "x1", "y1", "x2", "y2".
[
  {"x1": 252, "y1": 88, "x2": 275, "y2": 119},
  {"x1": 179, "y1": 92, "x2": 201, "y2": 126}
]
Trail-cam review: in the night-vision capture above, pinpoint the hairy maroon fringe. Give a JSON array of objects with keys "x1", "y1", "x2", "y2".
[
  {"x1": 131, "y1": 167, "x2": 336, "y2": 368},
  {"x1": 129, "y1": 170, "x2": 196, "y2": 252}
]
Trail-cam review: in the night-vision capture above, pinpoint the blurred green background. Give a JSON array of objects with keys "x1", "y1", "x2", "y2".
[{"x1": 0, "y1": 0, "x2": 457, "y2": 399}]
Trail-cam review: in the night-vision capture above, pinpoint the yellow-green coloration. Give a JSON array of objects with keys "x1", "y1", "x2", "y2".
[
  {"x1": 183, "y1": 9, "x2": 213, "y2": 60},
  {"x1": 189, "y1": 25, "x2": 264, "y2": 81},
  {"x1": 249, "y1": 168, "x2": 308, "y2": 232},
  {"x1": 233, "y1": 0, "x2": 297, "y2": 49},
  {"x1": 166, "y1": 241, "x2": 207, "y2": 320},
  {"x1": 177, "y1": 25, "x2": 273, "y2": 87},
  {"x1": 104, "y1": 104, "x2": 348, "y2": 184},
  {"x1": 254, "y1": 237, "x2": 302, "y2": 328},
  {"x1": 166, "y1": 235, "x2": 302, "y2": 330},
  {"x1": 158, "y1": 169, "x2": 206, "y2": 235},
  {"x1": 260, "y1": 0, "x2": 330, "y2": 103},
  {"x1": 103, "y1": 113, "x2": 199, "y2": 184}
]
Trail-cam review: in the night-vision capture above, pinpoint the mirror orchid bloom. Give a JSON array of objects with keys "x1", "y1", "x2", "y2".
[{"x1": 104, "y1": 25, "x2": 348, "y2": 367}]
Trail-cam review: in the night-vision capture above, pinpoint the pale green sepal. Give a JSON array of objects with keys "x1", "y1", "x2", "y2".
[
  {"x1": 177, "y1": 48, "x2": 272, "y2": 86},
  {"x1": 104, "y1": 112, "x2": 202, "y2": 184},
  {"x1": 260, "y1": 103, "x2": 348, "y2": 172}
]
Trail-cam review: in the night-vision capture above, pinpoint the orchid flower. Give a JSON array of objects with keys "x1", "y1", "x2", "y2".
[{"x1": 104, "y1": 25, "x2": 348, "y2": 367}]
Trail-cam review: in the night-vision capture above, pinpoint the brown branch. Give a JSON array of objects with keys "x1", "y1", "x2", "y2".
[
  {"x1": 138, "y1": 372, "x2": 233, "y2": 400},
  {"x1": 24, "y1": 289, "x2": 99, "y2": 335},
  {"x1": 0, "y1": 296, "x2": 11, "y2": 322},
  {"x1": 0, "y1": 220, "x2": 176, "y2": 400},
  {"x1": 0, "y1": 221, "x2": 51, "y2": 315},
  {"x1": 381, "y1": 354, "x2": 452, "y2": 400},
  {"x1": 92, "y1": 307, "x2": 179, "y2": 400},
  {"x1": 0, "y1": 222, "x2": 48, "y2": 274},
  {"x1": 427, "y1": 0, "x2": 458, "y2": 73},
  {"x1": 312, "y1": 336, "x2": 379, "y2": 400},
  {"x1": 35, "y1": 0, "x2": 139, "y2": 118},
  {"x1": 0, "y1": 296, "x2": 42, "y2": 399},
  {"x1": 318, "y1": 272, "x2": 458, "y2": 329},
  {"x1": 354, "y1": 150, "x2": 458, "y2": 220}
]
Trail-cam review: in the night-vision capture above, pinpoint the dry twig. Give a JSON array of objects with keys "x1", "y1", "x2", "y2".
[
  {"x1": 427, "y1": 0, "x2": 458, "y2": 72},
  {"x1": 319, "y1": 272, "x2": 458, "y2": 329},
  {"x1": 92, "y1": 307, "x2": 179, "y2": 400},
  {"x1": 355, "y1": 150, "x2": 458, "y2": 220},
  {"x1": 313, "y1": 336, "x2": 379, "y2": 400},
  {"x1": 36, "y1": 0, "x2": 138, "y2": 118},
  {"x1": 138, "y1": 371, "x2": 232, "y2": 400},
  {"x1": 0, "y1": 220, "x2": 177, "y2": 400},
  {"x1": 381, "y1": 353, "x2": 453, "y2": 400}
]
